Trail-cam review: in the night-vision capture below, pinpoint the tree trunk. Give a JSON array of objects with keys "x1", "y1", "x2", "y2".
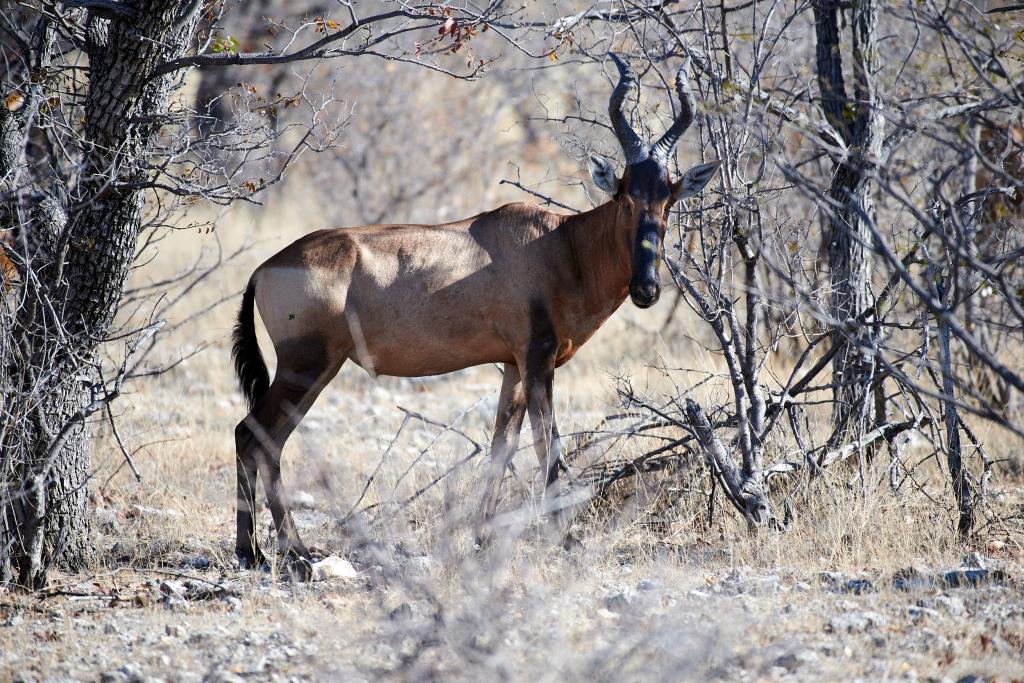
[
  {"x1": 2, "y1": 2, "x2": 201, "y2": 588},
  {"x1": 811, "y1": 0, "x2": 885, "y2": 443},
  {"x1": 937, "y1": 286, "x2": 975, "y2": 536}
]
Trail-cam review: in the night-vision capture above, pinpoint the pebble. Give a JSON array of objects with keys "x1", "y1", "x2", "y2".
[
  {"x1": 99, "y1": 664, "x2": 144, "y2": 683},
  {"x1": 291, "y1": 490, "x2": 316, "y2": 509},
  {"x1": 165, "y1": 624, "x2": 187, "y2": 639},
  {"x1": 772, "y1": 649, "x2": 817, "y2": 672},
  {"x1": 185, "y1": 555, "x2": 211, "y2": 570},
  {"x1": 156, "y1": 580, "x2": 189, "y2": 612},
  {"x1": 603, "y1": 592, "x2": 632, "y2": 612},
  {"x1": 842, "y1": 579, "x2": 874, "y2": 595},
  {"x1": 388, "y1": 603, "x2": 413, "y2": 620},
  {"x1": 222, "y1": 596, "x2": 243, "y2": 611},
  {"x1": 636, "y1": 578, "x2": 659, "y2": 591},
  {"x1": 906, "y1": 605, "x2": 940, "y2": 622},
  {"x1": 158, "y1": 580, "x2": 186, "y2": 597},
  {"x1": 128, "y1": 504, "x2": 184, "y2": 520},
  {"x1": 820, "y1": 571, "x2": 874, "y2": 594},
  {"x1": 827, "y1": 611, "x2": 886, "y2": 634},
  {"x1": 820, "y1": 570, "x2": 844, "y2": 585},
  {"x1": 311, "y1": 556, "x2": 359, "y2": 581},
  {"x1": 936, "y1": 594, "x2": 966, "y2": 617},
  {"x1": 940, "y1": 568, "x2": 1004, "y2": 588},
  {"x1": 963, "y1": 552, "x2": 986, "y2": 568},
  {"x1": 94, "y1": 509, "x2": 122, "y2": 535},
  {"x1": 404, "y1": 555, "x2": 434, "y2": 572}
]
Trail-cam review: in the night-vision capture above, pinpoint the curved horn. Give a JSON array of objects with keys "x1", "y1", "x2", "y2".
[
  {"x1": 649, "y1": 59, "x2": 696, "y2": 165},
  {"x1": 608, "y1": 53, "x2": 648, "y2": 165}
]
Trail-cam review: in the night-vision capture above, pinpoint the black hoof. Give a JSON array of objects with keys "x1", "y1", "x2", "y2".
[
  {"x1": 285, "y1": 553, "x2": 314, "y2": 582},
  {"x1": 474, "y1": 522, "x2": 497, "y2": 550},
  {"x1": 235, "y1": 547, "x2": 267, "y2": 571},
  {"x1": 559, "y1": 529, "x2": 582, "y2": 553}
]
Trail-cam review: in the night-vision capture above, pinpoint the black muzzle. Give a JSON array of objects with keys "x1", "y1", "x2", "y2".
[{"x1": 629, "y1": 218, "x2": 662, "y2": 308}]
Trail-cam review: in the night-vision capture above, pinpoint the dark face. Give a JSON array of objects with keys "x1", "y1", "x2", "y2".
[{"x1": 618, "y1": 158, "x2": 677, "y2": 308}]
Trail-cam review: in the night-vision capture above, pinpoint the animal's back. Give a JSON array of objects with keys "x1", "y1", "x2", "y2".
[{"x1": 253, "y1": 203, "x2": 565, "y2": 376}]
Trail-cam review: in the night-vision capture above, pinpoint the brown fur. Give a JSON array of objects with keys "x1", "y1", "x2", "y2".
[{"x1": 251, "y1": 200, "x2": 641, "y2": 378}]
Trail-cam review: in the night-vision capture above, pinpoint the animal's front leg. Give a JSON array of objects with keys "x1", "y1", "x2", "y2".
[
  {"x1": 524, "y1": 328, "x2": 584, "y2": 544},
  {"x1": 478, "y1": 363, "x2": 527, "y2": 545},
  {"x1": 550, "y1": 418, "x2": 566, "y2": 482},
  {"x1": 524, "y1": 378, "x2": 581, "y2": 548},
  {"x1": 524, "y1": 301, "x2": 560, "y2": 488},
  {"x1": 525, "y1": 369, "x2": 559, "y2": 488},
  {"x1": 525, "y1": 367, "x2": 580, "y2": 541}
]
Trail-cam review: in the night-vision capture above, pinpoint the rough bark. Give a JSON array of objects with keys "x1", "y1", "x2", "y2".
[
  {"x1": 931, "y1": 205, "x2": 975, "y2": 535},
  {"x1": 938, "y1": 297, "x2": 975, "y2": 536},
  {"x1": 811, "y1": 0, "x2": 885, "y2": 443},
  {"x1": 2, "y1": 2, "x2": 201, "y2": 588}
]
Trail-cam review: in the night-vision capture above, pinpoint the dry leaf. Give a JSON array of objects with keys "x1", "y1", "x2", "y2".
[{"x1": 4, "y1": 91, "x2": 24, "y2": 112}]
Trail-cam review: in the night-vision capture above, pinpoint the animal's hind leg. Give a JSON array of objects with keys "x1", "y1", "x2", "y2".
[
  {"x1": 234, "y1": 435, "x2": 264, "y2": 568},
  {"x1": 235, "y1": 342, "x2": 347, "y2": 578}
]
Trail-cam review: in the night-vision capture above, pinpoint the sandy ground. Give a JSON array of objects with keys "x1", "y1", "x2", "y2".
[
  {"x1": 2, "y1": 341, "x2": 1021, "y2": 682},
  {"x1": 2, "y1": 540, "x2": 1021, "y2": 682}
]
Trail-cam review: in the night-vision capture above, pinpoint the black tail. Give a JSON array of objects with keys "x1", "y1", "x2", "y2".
[{"x1": 232, "y1": 279, "x2": 269, "y2": 410}]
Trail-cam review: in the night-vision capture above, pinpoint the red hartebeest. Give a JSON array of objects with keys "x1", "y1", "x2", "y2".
[{"x1": 231, "y1": 54, "x2": 719, "y2": 576}]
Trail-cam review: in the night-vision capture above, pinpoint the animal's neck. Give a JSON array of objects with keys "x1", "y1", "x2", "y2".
[{"x1": 563, "y1": 201, "x2": 632, "y2": 312}]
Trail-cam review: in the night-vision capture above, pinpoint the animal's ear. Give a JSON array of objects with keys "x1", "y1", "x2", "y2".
[
  {"x1": 672, "y1": 160, "x2": 721, "y2": 201},
  {"x1": 588, "y1": 154, "x2": 619, "y2": 196}
]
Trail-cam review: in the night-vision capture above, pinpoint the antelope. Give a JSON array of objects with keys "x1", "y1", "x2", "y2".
[{"x1": 231, "y1": 54, "x2": 719, "y2": 577}]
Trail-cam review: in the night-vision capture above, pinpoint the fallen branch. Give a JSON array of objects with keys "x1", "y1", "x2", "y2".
[
  {"x1": 763, "y1": 418, "x2": 933, "y2": 479},
  {"x1": 684, "y1": 399, "x2": 771, "y2": 526}
]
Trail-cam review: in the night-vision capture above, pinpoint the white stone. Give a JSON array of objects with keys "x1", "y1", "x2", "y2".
[
  {"x1": 311, "y1": 556, "x2": 359, "y2": 581},
  {"x1": 290, "y1": 490, "x2": 316, "y2": 509},
  {"x1": 129, "y1": 504, "x2": 184, "y2": 519}
]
